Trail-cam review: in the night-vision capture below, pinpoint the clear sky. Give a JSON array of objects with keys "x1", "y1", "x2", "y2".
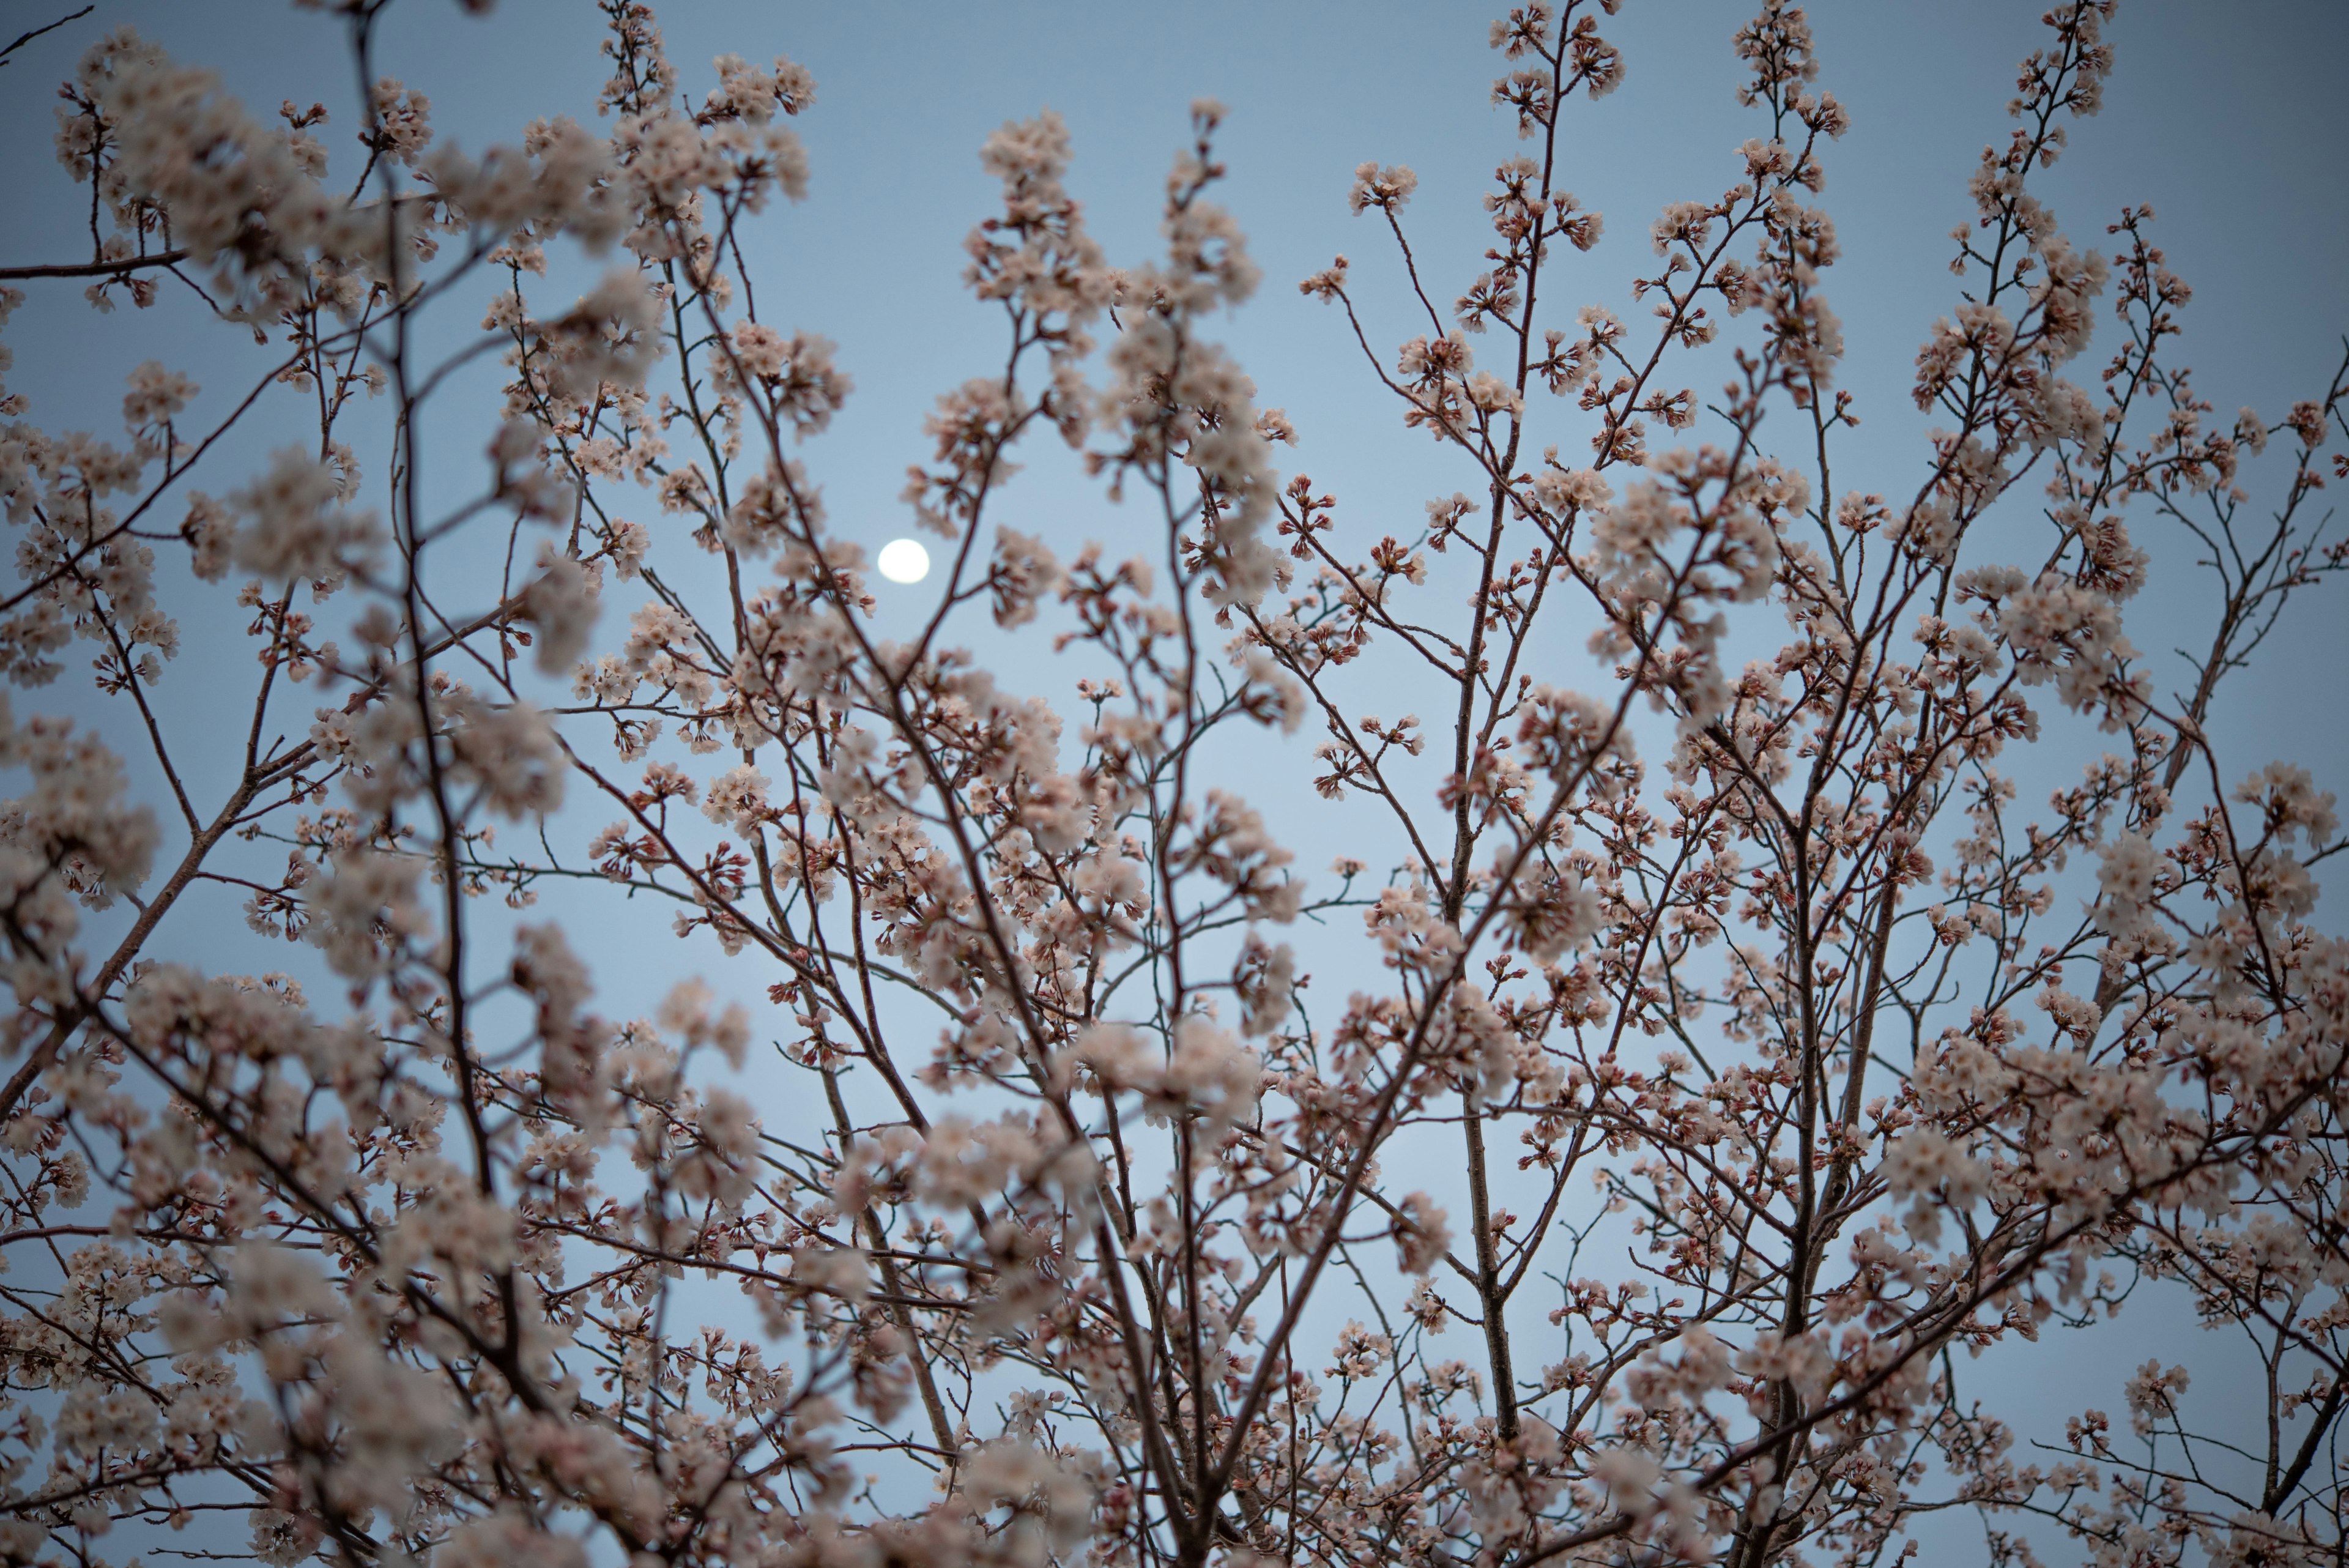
[{"x1": 7, "y1": 0, "x2": 2343, "y2": 775}]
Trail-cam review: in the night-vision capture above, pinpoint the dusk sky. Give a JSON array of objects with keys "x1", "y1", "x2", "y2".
[{"x1": 8, "y1": 0, "x2": 2343, "y2": 777}]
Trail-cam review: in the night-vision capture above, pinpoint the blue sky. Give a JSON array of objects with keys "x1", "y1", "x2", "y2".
[{"x1": 9, "y1": 0, "x2": 2343, "y2": 778}]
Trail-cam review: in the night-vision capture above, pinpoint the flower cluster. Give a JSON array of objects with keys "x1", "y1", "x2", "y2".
[{"x1": 0, "y1": 4, "x2": 2343, "y2": 1568}]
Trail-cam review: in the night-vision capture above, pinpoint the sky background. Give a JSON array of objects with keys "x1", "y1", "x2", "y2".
[
  {"x1": 4, "y1": 0, "x2": 2348, "y2": 1553},
  {"x1": 9, "y1": 0, "x2": 2345, "y2": 780}
]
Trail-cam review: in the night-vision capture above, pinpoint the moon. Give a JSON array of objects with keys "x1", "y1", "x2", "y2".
[{"x1": 876, "y1": 538, "x2": 930, "y2": 584}]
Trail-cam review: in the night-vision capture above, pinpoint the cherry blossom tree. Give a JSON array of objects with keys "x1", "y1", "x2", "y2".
[{"x1": 1, "y1": 2, "x2": 2343, "y2": 1566}]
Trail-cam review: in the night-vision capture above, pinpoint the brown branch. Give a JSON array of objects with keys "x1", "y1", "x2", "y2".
[
  {"x1": 0, "y1": 248, "x2": 191, "y2": 281},
  {"x1": 0, "y1": 5, "x2": 91, "y2": 69}
]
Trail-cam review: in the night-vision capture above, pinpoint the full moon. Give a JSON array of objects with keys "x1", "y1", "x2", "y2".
[{"x1": 875, "y1": 538, "x2": 930, "y2": 584}]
